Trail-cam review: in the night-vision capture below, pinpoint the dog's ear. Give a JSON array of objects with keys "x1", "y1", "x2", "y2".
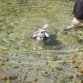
[
  {"x1": 33, "y1": 34, "x2": 37, "y2": 39},
  {"x1": 44, "y1": 32, "x2": 49, "y2": 37}
]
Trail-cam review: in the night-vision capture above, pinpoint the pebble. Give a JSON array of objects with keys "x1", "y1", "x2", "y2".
[
  {"x1": 74, "y1": 80, "x2": 83, "y2": 83},
  {"x1": 13, "y1": 66, "x2": 19, "y2": 69},
  {"x1": 71, "y1": 64, "x2": 78, "y2": 68},
  {"x1": 0, "y1": 57, "x2": 9, "y2": 61},
  {"x1": 69, "y1": 58, "x2": 75, "y2": 63},
  {"x1": 0, "y1": 62, "x2": 5, "y2": 67},
  {"x1": 76, "y1": 55, "x2": 83, "y2": 60},
  {"x1": 66, "y1": 75, "x2": 73, "y2": 79},
  {"x1": 0, "y1": 74, "x2": 17, "y2": 80},
  {"x1": 56, "y1": 67, "x2": 63, "y2": 71},
  {"x1": 22, "y1": 71, "x2": 28, "y2": 81},
  {"x1": 75, "y1": 69, "x2": 83, "y2": 76},
  {"x1": 54, "y1": 60, "x2": 65, "y2": 65}
]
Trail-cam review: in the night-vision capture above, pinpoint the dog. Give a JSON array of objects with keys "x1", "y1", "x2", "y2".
[{"x1": 32, "y1": 24, "x2": 49, "y2": 41}]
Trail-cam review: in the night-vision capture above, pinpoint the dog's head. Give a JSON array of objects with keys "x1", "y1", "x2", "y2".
[{"x1": 33, "y1": 29, "x2": 49, "y2": 41}]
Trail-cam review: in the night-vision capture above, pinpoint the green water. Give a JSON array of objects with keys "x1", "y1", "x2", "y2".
[
  {"x1": 0, "y1": 0, "x2": 75, "y2": 55},
  {"x1": 0, "y1": 0, "x2": 83, "y2": 83}
]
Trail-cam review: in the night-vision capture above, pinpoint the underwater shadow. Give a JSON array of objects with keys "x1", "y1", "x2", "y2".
[{"x1": 43, "y1": 34, "x2": 66, "y2": 50}]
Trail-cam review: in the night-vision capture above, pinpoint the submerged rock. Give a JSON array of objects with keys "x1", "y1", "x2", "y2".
[
  {"x1": 54, "y1": 60, "x2": 66, "y2": 65},
  {"x1": 0, "y1": 62, "x2": 5, "y2": 67},
  {"x1": 65, "y1": 75, "x2": 73, "y2": 79},
  {"x1": 0, "y1": 74, "x2": 17, "y2": 80},
  {"x1": 75, "y1": 69, "x2": 83, "y2": 76},
  {"x1": 0, "y1": 57, "x2": 9, "y2": 61},
  {"x1": 74, "y1": 80, "x2": 83, "y2": 83},
  {"x1": 71, "y1": 64, "x2": 78, "y2": 68},
  {"x1": 69, "y1": 53, "x2": 83, "y2": 81},
  {"x1": 79, "y1": 47, "x2": 83, "y2": 52},
  {"x1": 69, "y1": 57, "x2": 75, "y2": 63},
  {"x1": 12, "y1": 66, "x2": 19, "y2": 69}
]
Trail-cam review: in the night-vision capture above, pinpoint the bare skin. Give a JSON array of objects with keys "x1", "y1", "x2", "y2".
[{"x1": 67, "y1": 17, "x2": 83, "y2": 29}]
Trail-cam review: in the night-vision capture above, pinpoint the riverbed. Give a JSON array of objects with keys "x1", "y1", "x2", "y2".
[{"x1": 0, "y1": 0, "x2": 83, "y2": 83}]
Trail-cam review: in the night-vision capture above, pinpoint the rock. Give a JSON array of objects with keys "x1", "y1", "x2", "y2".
[
  {"x1": 13, "y1": 66, "x2": 19, "y2": 69},
  {"x1": 0, "y1": 57, "x2": 9, "y2": 61},
  {"x1": 56, "y1": 67, "x2": 63, "y2": 71},
  {"x1": 79, "y1": 47, "x2": 83, "y2": 51},
  {"x1": 54, "y1": 60, "x2": 65, "y2": 65},
  {"x1": 69, "y1": 57, "x2": 75, "y2": 63},
  {"x1": 8, "y1": 75, "x2": 17, "y2": 79},
  {"x1": 76, "y1": 54, "x2": 83, "y2": 60},
  {"x1": 0, "y1": 75, "x2": 6, "y2": 80},
  {"x1": 0, "y1": 74, "x2": 17, "y2": 80},
  {"x1": 22, "y1": 71, "x2": 28, "y2": 81},
  {"x1": 76, "y1": 75, "x2": 83, "y2": 80},
  {"x1": 76, "y1": 69, "x2": 83, "y2": 73},
  {"x1": 19, "y1": 64, "x2": 25, "y2": 68},
  {"x1": 0, "y1": 62, "x2": 5, "y2": 67},
  {"x1": 69, "y1": 59, "x2": 75, "y2": 63},
  {"x1": 41, "y1": 71, "x2": 50, "y2": 77},
  {"x1": 27, "y1": 78, "x2": 38, "y2": 83},
  {"x1": 75, "y1": 69, "x2": 83, "y2": 76},
  {"x1": 74, "y1": 80, "x2": 83, "y2": 83},
  {"x1": 71, "y1": 64, "x2": 78, "y2": 68},
  {"x1": 79, "y1": 63, "x2": 83, "y2": 69},
  {"x1": 32, "y1": 78, "x2": 38, "y2": 82},
  {"x1": 47, "y1": 61, "x2": 61, "y2": 68},
  {"x1": 35, "y1": 67, "x2": 41, "y2": 71},
  {"x1": 66, "y1": 75, "x2": 73, "y2": 79}
]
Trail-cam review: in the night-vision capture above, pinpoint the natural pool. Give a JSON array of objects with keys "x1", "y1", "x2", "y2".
[
  {"x1": 0, "y1": 0, "x2": 74, "y2": 54},
  {"x1": 0, "y1": 0, "x2": 83, "y2": 83}
]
